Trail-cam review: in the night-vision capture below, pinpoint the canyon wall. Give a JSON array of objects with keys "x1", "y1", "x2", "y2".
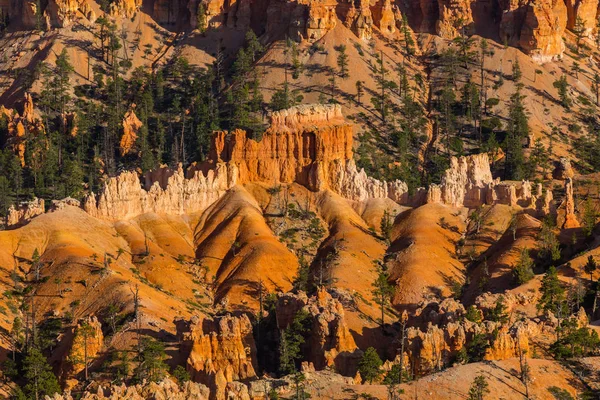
[
  {"x1": 275, "y1": 289, "x2": 362, "y2": 376},
  {"x1": 83, "y1": 104, "x2": 409, "y2": 220},
  {"x1": 75, "y1": 104, "x2": 554, "y2": 222},
  {"x1": 4, "y1": 0, "x2": 590, "y2": 61},
  {"x1": 180, "y1": 314, "x2": 257, "y2": 400}
]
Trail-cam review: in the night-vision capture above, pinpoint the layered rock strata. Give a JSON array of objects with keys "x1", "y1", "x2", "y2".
[
  {"x1": 66, "y1": 316, "x2": 104, "y2": 376},
  {"x1": 6, "y1": 198, "x2": 45, "y2": 227},
  {"x1": 402, "y1": 298, "x2": 540, "y2": 375},
  {"x1": 275, "y1": 289, "x2": 362, "y2": 375},
  {"x1": 0, "y1": 93, "x2": 44, "y2": 166},
  {"x1": 180, "y1": 314, "x2": 257, "y2": 400},
  {"x1": 83, "y1": 104, "x2": 409, "y2": 220}
]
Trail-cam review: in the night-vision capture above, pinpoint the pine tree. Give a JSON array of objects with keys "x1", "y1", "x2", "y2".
[
  {"x1": 584, "y1": 255, "x2": 597, "y2": 285},
  {"x1": 336, "y1": 45, "x2": 349, "y2": 78},
  {"x1": 553, "y1": 75, "x2": 572, "y2": 109},
  {"x1": 136, "y1": 337, "x2": 168, "y2": 382},
  {"x1": 513, "y1": 248, "x2": 535, "y2": 285},
  {"x1": 358, "y1": 347, "x2": 382, "y2": 384},
  {"x1": 372, "y1": 261, "x2": 394, "y2": 328},
  {"x1": 467, "y1": 375, "x2": 490, "y2": 400},
  {"x1": 196, "y1": 1, "x2": 207, "y2": 34},
  {"x1": 22, "y1": 347, "x2": 61, "y2": 400},
  {"x1": 401, "y1": 13, "x2": 415, "y2": 58},
  {"x1": 512, "y1": 58, "x2": 522, "y2": 82},
  {"x1": 355, "y1": 80, "x2": 364, "y2": 106},
  {"x1": 582, "y1": 198, "x2": 598, "y2": 237},
  {"x1": 538, "y1": 266, "x2": 566, "y2": 314},
  {"x1": 573, "y1": 16, "x2": 586, "y2": 53},
  {"x1": 503, "y1": 87, "x2": 528, "y2": 180}
]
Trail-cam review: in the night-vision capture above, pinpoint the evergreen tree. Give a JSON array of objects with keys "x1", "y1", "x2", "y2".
[
  {"x1": 538, "y1": 266, "x2": 566, "y2": 314},
  {"x1": 279, "y1": 309, "x2": 310, "y2": 374},
  {"x1": 584, "y1": 255, "x2": 597, "y2": 285},
  {"x1": 136, "y1": 337, "x2": 168, "y2": 383},
  {"x1": 358, "y1": 347, "x2": 382, "y2": 384},
  {"x1": 582, "y1": 199, "x2": 598, "y2": 237},
  {"x1": 488, "y1": 296, "x2": 509, "y2": 323},
  {"x1": 336, "y1": 45, "x2": 349, "y2": 78},
  {"x1": 553, "y1": 75, "x2": 572, "y2": 109},
  {"x1": 196, "y1": 1, "x2": 207, "y2": 34},
  {"x1": 573, "y1": 16, "x2": 586, "y2": 52},
  {"x1": 503, "y1": 87, "x2": 528, "y2": 180},
  {"x1": 401, "y1": 12, "x2": 415, "y2": 57},
  {"x1": 22, "y1": 347, "x2": 61, "y2": 399},
  {"x1": 372, "y1": 261, "x2": 394, "y2": 328},
  {"x1": 467, "y1": 375, "x2": 490, "y2": 400},
  {"x1": 513, "y1": 248, "x2": 535, "y2": 285}
]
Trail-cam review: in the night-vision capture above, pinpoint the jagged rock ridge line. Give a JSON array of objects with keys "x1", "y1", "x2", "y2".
[
  {"x1": 83, "y1": 104, "x2": 409, "y2": 221},
  {"x1": 14, "y1": 103, "x2": 558, "y2": 222}
]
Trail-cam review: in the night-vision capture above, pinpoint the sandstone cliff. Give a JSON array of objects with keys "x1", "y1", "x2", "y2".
[
  {"x1": 6, "y1": 198, "x2": 45, "y2": 227},
  {"x1": 180, "y1": 314, "x2": 257, "y2": 400},
  {"x1": 46, "y1": 378, "x2": 210, "y2": 400},
  {"x1": 402, "y1": 298, "x2": 540, "y2": 375},
  {"x1": 84, "y1": 104, "x2": 409, "y2": 221},
  {"x1": 276, "y1": 289, "x2": 362, "y2": 375},
  {"x1": 66, "y1": 316, "x2": 104, "y2": 377},
  {"x1": 0, "y1": 93, "x2": 44, "y2": 166}
]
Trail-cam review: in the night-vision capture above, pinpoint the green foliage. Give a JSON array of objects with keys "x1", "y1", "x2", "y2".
[
  {"x1": 270, "y1": 82, "x2": 303, "y2": 111},
  {"x1": 467, "y1": 375, "x2": 490, "y2": 400},
  {"x1": 372, "y1": 262, "x2": 394, "y2": 327},
  {"x1": 172, "y1": 365, "x2": 190, "y2": 382},
  {"x1": 538, "y1": 218, "x2": 560, "y2": 263},
  {"x1": 551, "y1": 317, "x2": 600, "y2": 359},
  {"x1": 279, "y1": 309, "x2": 311, "y2": 374},
  {"x1": 22, "y1": 347, "x2": 61, "y2": 399},
  {"x1": 136, "y1": 337, "x2": 168, "y2": 382},
  {"x1": 538, "y1": 266, "x2": 566, "y2": 314},
  {"x1": 358, "y1": 347, "x2": 382, "y2": 384},
  {"x1": 335, "y1": 45, "x2": 349, "y2": 78},
  {"x1": 465, "y1": 305, "x2": 483, "y2": 323},
  {"x1": 503, "y1": 87, "x2": 528, "y2": 180},
  {"x1": 582, "y1": 199, "x2": 598, "y2": 237},
  {"x1": 584, "y1": 255, "x2": 597, "y2": 283},
  {"x1": 547, "y1": 386, "x2": 574, "y2": 400},
  {"x1": 513, "y1": 248, "x2": 535, "y2": 285},
  {"x1": 466, "y1": 333, "x2": 489, "y2": 362},
  {"x1": 487, "y1": 296, "x2": 509, "y2": 324},
  {"x1": 553, "y1": 75, "x2": 572, "y2": 109}
]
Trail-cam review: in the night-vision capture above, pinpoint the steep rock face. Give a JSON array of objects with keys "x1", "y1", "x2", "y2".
[
  {"x1": 275, "y1": 289, "x2": 361, "y2": 376},
  {"x1": 352, "y1": 0, "x2": 374, "y2": 39},
  {"x1": 83, "y1": 164, "x2": 231, "y2": 220},
  {"x1": 6, "y1": 198, "x2": 45, "y2": 227},
  {"x1": 120, "y1": 107, "x2": 143, "y2": 156},
  {"x1": 435, "y1": 153, "x2": 493, "y2": 207},
  {"x1": 0, "y1": 93, "x2": 44, "y2": 165},
  {"x1": 181, "y1": 314, "x2": 257, "y2": 400},
  {"x1": 426, "y1": 153, "x2": 547, "y2": 210},
  {"x1": 436, "y1": 0, "x2": 474, "y2": 38},
  {"x1": 403, "y1": 299, "x2": 540, "y2": 375},
  {"x1": 48, "y1": 378, "x2": 210, "y2": 400},
  {"x1": 372, "y1": 0, "x2": 396, "y2": 34},
  {"x1": 306, "y1": 0, "x2": 337, "y2": 41},
  {"x1": 152, "y1": 0, "x2": 187, "y2": 25},
  {"x1": 565, "y1": 0, "x2": 599, "y2": 35},
  {"x1": 84, "y1": 104, "x2": 408, "y2": 220},
  {"x1": 66, "y1": 316, "x2": 104, "y2": 376},
  {"x1": 562, "y1": 177, "x2": 580, "y2": 229},
  {"x1": 109, "y1": 0, "x2": 141, "y2": 18},
  {"x1": 519, "y1": 0, "x2": 568, "y2": 62},
  {"x1": 553, "y1": 157, "x2": 575, "y2": 180},
  {"x1": 210, "y1": 104, "x2": 408, "y2": 202}
]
